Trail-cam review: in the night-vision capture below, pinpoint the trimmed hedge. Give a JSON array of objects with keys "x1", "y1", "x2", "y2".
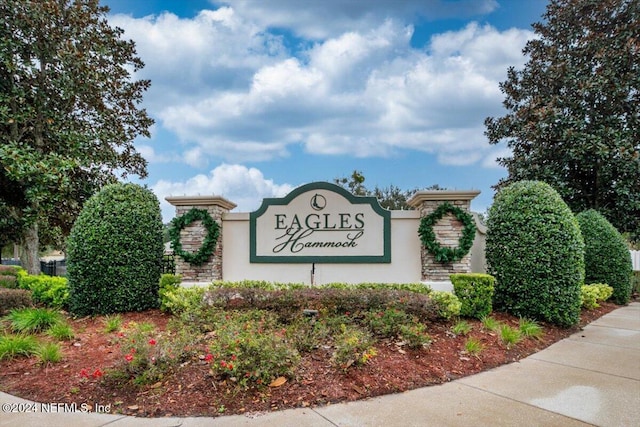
[
  {"x1": 450, "y1": 273, "x2": 495, "y2": 319},
  {"x1": 576, "y1": 210, "x2": 633, "y2": 305},
  {"x1": 17, "y1": 274, "x2": 68, "y2": 308},
  {"x1": 67, "y1": 183, "x2": 164, "y2": 316},
  {"x1": 486, "y1": 181, "x2": 584, "y2": 327},
  {"x1": 0, "y1": 288, "x2": 32, "y2": 315}
]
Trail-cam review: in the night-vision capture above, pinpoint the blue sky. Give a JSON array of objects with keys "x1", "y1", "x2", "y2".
[{"x1": 101, "y1": 0, "x2": 549, "y2": 221}]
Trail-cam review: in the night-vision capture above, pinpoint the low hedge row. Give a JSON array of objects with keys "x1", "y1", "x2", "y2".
[
  {"x1": 159, "y1": 278, "x2": 460, "y2": 322},
  {"x1": 0, "y1": 288, "x2": 33, "y2": 315}
]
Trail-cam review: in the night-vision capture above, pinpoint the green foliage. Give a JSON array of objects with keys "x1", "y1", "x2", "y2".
[
  {"x1": 485, "y1": 0, "x2": 640, "y2": 240},
  {"x1": 429, "y1": 291, "x2": 462, "y2": 320},
  {"x1": 632, "y1": 272, "x2": 640, "y2": 297},
  {"x1": 332, "y1": 324, "x2": 376, "y2": 369},
  {"x1": 0, "y1": 266, "x2": 20, "y2": 289},
  {"x1": 486, "y1": 181, "x2": 584, "y2": 327},
  {"x1": 203, "y1": 286, "x2": 442, "y2": 322},
  {"x1": 0, "y1": 334, "x2": 39, "y2": 360},
  {"x1": 0, "y1": 0, "x2": 153, "y2": 271},
  {"x1": 36, "y1": 342, "x2": 62, "y2": 364},
  {"x1": 576, "y1": 210, "x2": 633, "y2": 304},
  {"x1": 398, "y1": 323, "x2": 431, "y2": 349},
  {"x1": 0, "y1": 289, "x2": 32, "y2": 315},
  {"x1": 67, "y1": 183, "x2": 164, "y2": 316},
  {"x1": 464, "y1": 338, "x2": 484, "y2": 357},
  {"x1": 169, "y1": 208, "x2": 219, "y2": 266},
  {"x1": 0, "y1": 275, "x2": 18, "y2": 289},
  {"x1": 207, "y1": 310, "x2": 301, "y2": 387},
  {"x1": 116, "y1": 320, "x2": 200, "y2": 386},
  {"x1": 581, "y1": 284, "x2": 614, "y2": 310},
  {"x1": 480, "y1": 316, "x2": 501, "y2": 332},
  {"x1": 17, "y1": 274, "x2": 68, "y2": 308},
  {"x1": 7, "y1": 308, "x2": 62, "y2": 333},
  {"x1": 160, "y1": 286, "x2": 206, "y2": 314},
  {"x1": 418, "y1": 202, "x2": 476, "y2": 263},
  {"x1": 451, "y1": 320, "x2": 473, "y2": 336},
  {"x1": 363, "y1": 308, "x2": 410, "y2": 337},
  {"x1": 103, "y1": 315, "x2": 123, "y2": 334},
  {"x1": 499, "y1": 324, "x2": 522, "y2": 349},
  {"x1": 518, "y1": 319, "x2": 543, "y2": 340},
  {"x1": 451, "y1": 273, "x2": 495, "y2": 319},
  {"x1": 47, "y1": 322, "x2": 74, "y2": 341}
]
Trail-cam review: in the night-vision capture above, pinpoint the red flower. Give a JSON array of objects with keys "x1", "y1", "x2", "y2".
[
  {"x1": 227, "y1": 363, "x2": 233, "y2": 370},
  {"x1": 125, "y1": 354, "x2": 134, "y2": 362},
  {"x1": 92, "y1": 369, "x2": 103, "y2": 379},
  {"x1": 148, "y1": 339, "x2": 157, "y2": 345},
  {"x1": 231, "y1": 354, "x2": 237, "y2": 361},
  {"x1": 220, "y1": 361, "x2": 227, "y2": 368},
  {"x1": 79, "y1": 369, "x2": 90, "y2": 378},
  {"x1": 204, "y1": 353, "x2": 213, "y2": 362}
]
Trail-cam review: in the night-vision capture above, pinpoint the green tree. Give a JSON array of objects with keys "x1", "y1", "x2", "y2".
[
  {"x1": 485, "y1": 0, "x2": 640, "y2": 240},
  {"x1": 0, "y1": 0, "x2": 153, "y2": 273},
  {"x1": 334, "y1": 170, "x2": 441, "y2": 210}
]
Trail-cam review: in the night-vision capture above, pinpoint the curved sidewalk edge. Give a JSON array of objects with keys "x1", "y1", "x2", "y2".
[{"x1": 1, "y1": 302, "x2": 638, "y2": 427}]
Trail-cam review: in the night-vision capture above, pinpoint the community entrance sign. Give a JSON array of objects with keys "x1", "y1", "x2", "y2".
[{"x1": 250, "y1": 182, "x2": 391, "y2": 263}]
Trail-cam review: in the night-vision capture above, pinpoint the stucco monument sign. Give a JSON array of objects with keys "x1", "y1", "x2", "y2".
[{"x1": 250, "y1": 182, "x2": 391, "y2": 263}]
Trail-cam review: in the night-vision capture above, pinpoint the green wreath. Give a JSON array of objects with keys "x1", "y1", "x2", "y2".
[
  {"x1": 418, "y1": 202, "x2": 476, "y2": 263},
  {"x1": 169, "y1": 208, "x2": 220, "y2": 266}
]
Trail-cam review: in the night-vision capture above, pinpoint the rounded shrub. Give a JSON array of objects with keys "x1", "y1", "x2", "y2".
[
  {"x1": 66, "y1": 183, "x2": 164, "y2": 316},
  {"x1": 576, "y1": 209, "x2": 632, "y2": 305},
  {"x1": 486, "y1": 181, "x2": 584, "y2": 327}
]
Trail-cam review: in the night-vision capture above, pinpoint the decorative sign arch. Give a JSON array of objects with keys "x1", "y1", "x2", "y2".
[{"x1": 250, "y1": 182, "x2": 391, "y2": 263}]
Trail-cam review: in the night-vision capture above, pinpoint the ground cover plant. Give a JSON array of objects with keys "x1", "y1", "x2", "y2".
[{"x1": 0, "y1": 279, "x2": 620, "y2": 418}]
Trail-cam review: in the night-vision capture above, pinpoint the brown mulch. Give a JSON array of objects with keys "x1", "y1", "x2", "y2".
[{"x1": 0, "y1": 302, "x2": 619, "y2": 418}]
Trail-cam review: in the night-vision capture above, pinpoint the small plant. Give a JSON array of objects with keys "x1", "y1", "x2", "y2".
[
  {"x1": 207, "y1": 310, "x2": 301, "y2": 387},
  {"x1": 7, "y1": 308, "x2": 62, "y2": 333},
  {"x1": 464, "y1": 337, "x2": 484, "y2": 357},
  {"x1": 0, "y1": 334, "x2": 39, "y2": 360},
  {"x1": 103, "y1": 315, "x2": 122, "y2": 333},
  {"x1": 37, "y1": 342, "x2": 62, "y2": 364},
  {"x1": 398, "y1": 323, "x2": 431, "y2": 349},
  {"x1": 581, "y1": 283, "x2": 614, "y2": 309},
  {"x1": 47, "y1": 322, "x2": 75, "y2": 341},
  {"x1": 332, "y1": 324, "x2": 376, "y2": 370},
  {"x1": 363, "y1": 308, "x2": 409, "y2": 338},
  {"x1": 430, "y1": 291, "x2": 462, "y2": 320},
  {"x1": 519, "y1": 318, "x2": 543, "y2": 340},
  {"x1": 480, "y1": 316, "x2": 501, "y2": 332},
  {"x1": 499, "y1": 324, "x2": 522, "y2": 349},
  {"x1": 451, "y1": 273, "x2": 495, "y2": 319},
  {"x1": 451, "y1": 320, "x2": 473, "y2": 336}
]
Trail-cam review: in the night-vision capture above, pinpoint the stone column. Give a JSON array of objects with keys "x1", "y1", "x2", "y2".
[
  {"x1": 407, "y1": 190, "x2": 480, "y2": 282},
  {"x1": 165, "y1": 195, "x2": 237, "y2": 283}
]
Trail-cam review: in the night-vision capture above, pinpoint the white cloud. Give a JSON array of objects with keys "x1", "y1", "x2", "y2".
[
  {"x1": 212, "y1": 0, "x2": 499, "y2": 40},
  {"x1": 152, "y1": 163, "x2": 294, "y2": 221},
  {"x1": 111, "y1": 7, "x2": 533, "y2": 171}
]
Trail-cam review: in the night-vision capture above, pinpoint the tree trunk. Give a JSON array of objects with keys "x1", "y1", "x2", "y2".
[{"x1": 20, "y1": 223, "x2": 40, "y2": 275}]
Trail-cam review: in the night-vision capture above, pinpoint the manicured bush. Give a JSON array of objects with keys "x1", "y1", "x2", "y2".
[
  {"x1": 486, "y1": 181, "x2": 584, "y2": 327},
  {"x1": 0, "y1": 265, "x2": 22, "y2": 289},
  {"x1": 576, "y1": 209, "x2": 633, "y2": 304},
  {"x1": 17, "y1": 274, "x2": 68, "y2": 308},
  {"x1": 0, "y1": 288, "x2": 32, "y2": 315},
  {"x1": 581, "y1": 283, "x2": 614, "y2": 309},
  {"x1": 202, "y1": 287, "x2": 445, "y2": 322},
  {"x1": 66, "y1": 183, "x2": 164, "y2": 316},
  {"x1": 450, "y1": 273, "x2": 495, "y2": 319},
  {"x1": 0, "y1": 275, "x2": 17, "y2": 289}
]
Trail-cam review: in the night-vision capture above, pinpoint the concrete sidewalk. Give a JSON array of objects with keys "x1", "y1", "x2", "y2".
[{"x1": 2, "y1": 303, "x2": 639, "y2": 427}]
